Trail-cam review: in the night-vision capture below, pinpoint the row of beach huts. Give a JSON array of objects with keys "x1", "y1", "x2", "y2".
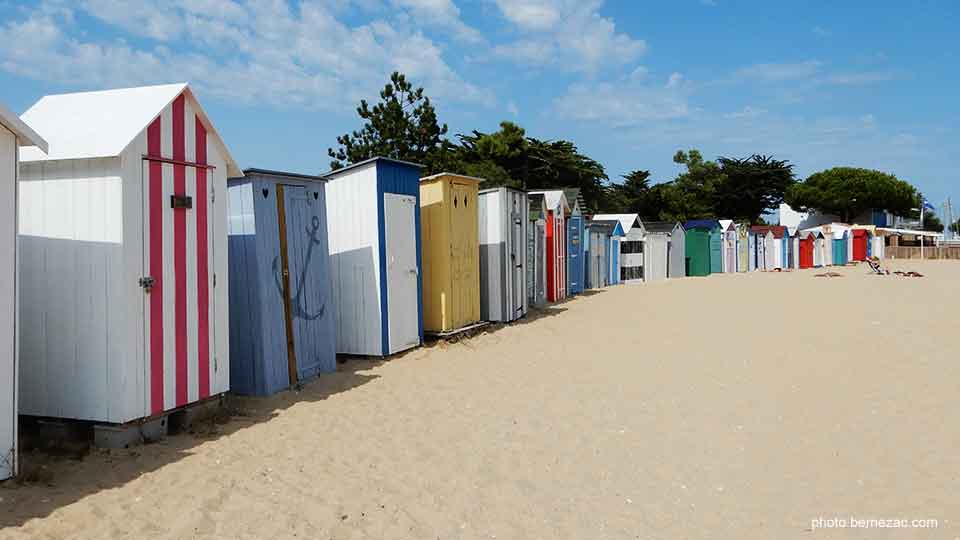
[{"x1": 0, "y1": 83, "x2": 889, "y2": 479}]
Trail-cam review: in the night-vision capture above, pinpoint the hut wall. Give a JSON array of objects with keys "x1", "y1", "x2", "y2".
[{"x1": 0, "y1": 127, "x2": 16, "y2": 478}]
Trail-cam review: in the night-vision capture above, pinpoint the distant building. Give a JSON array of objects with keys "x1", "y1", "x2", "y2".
[{"x1": 778, "y1": 203, "x2": 895, "y2": 229}]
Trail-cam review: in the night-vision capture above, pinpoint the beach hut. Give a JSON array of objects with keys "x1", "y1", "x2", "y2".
[
  {"x1": 527, "y1": 193, "x2": 548, "y2": 307},
  {"x1": 719, "y1": 220, "x2": 737, "y2": 273},
  {"x1": 736, "y1": 223, "x2": 749, "y2": 272},
  {"x1": 226, "y1": 169, "x2": 336, "y2": 396},
  {"x1": 324, "y1": 157, "x2": 423, "y2": 356},
  {"x1": 832, "y1": 229, "x2": 849, "y2": 265},
  {"x1": 1, "y1": 103, "x2": 47, "y2": 479},
  {"x1": 419, "y1": 173, "x2": 481, "y2": 334},
  {"x1": 591, "y1": 219, "x2": 626, "y2": 285},
  {"x1": 17, "y1": 83, "x2": 240, "y2": 425},
  {"x1": 585, "y1": 220, "x2": 610, "y2": 288},
  {"x1": 643, "y1": 222, "x2": 686, "y2": 281},
  {"x1": 530, "y1": 190, "x2": 569, "y2": 302},
  {"x1": 684, "y1": 220, "x2": 720, "y2": 277},
  {"x1": 478, "y1": 186, "x2": 528, "y2": 323},
  {"x1": 852, "y1": 228, "x2": 869, "y2": 261},
  {"x1": 562, "y1": 189, "x2": 585, "y2": 296},
  {"x1": 593, "y1": 214, "x2": 645, "y2": 283},
  {"x1": 750, "y1": 225, "x2": 788, "y2": 269},
  {"x1": 798, "y1": 231, "x2": 815, "y2": 269}
]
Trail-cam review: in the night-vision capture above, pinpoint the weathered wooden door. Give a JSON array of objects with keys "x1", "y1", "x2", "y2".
[
  {"x1": 384, "y1": 193, "x2": 420, "y2": 352},
  {"x1": 280, "y1": 185, "x2": 335, "y2": 383},
  {"x1": 449, "y1": 182, "x2": 476, "y2": 329}
]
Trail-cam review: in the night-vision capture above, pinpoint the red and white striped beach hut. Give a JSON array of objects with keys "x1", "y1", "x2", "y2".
[{"x1": 17, "y1": 83, "x2": 241, "y2": 425}]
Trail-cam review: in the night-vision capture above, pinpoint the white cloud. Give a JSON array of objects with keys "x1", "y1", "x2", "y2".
[
  {"x1": 0, "y1": 1, "x2": 493, "y2": 110},
  {"x1": 723, "y1": 106, "x2": 767, "y2": 119},
  {"x1": 735, "y1": 60, "x2": 823, "y2": 82},
  {"x1": 665, "y1": 72, "x2": 684, "y2": 89},
  {"x1": 389, "y1": 0, "x2": 484, "y2": 43},
  {"x1": 819, "y1": 71, "x2": 897, "y2": 85},
  {"x1": 553, "y1": 77, "x2": 690, "y2": 126},
  {"x1": 491, "y1": 0, "x2": 646, "y2": 73},
  {"x1": 507, "y1": 101, "x2": 519, "y2": 116}
]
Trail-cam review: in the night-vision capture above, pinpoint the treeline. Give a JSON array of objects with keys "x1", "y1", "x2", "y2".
[{"x1": 329, "y1": 72, "x2": 933, "y2": 228}]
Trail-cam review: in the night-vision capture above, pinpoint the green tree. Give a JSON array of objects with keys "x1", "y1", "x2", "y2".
[
  {"x1": 785, "y1": 167, "x2": 918, "y2": 223},
  {"x1": 921, "y1": 210, "x2": 944, "y2": 232},
  {"x1": 328, "y1": 72, "x2": 449, "y2": 173},
  {"x1": 654, "y1": 149, "x2": 723, "y2": 222},
  {"x1": 715, "y1": 155, "x2": 795, "y2": 223}
]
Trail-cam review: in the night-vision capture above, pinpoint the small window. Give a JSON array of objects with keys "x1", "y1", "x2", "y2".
[{"x1": 454, "y1": 196, "x2": 458, "y2": 208}]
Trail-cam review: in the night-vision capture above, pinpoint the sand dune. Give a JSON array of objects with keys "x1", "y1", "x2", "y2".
[{"x1": 2, "y1": 260, "x2": 957, "y2": 539}]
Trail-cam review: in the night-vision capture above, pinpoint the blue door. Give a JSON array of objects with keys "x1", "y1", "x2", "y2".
[
  {"x1": 709, "y1": 230, "x2": 723, "y2": 273},
  {"x1": 567, "y1": 216, "x2": 584, "y2": 294},
  {"x1": 282, "y1": 185, "x2": 337, "y2": 382},
  {"x1": 610, "y1": 238, "x2": 620, "y2": 285}
]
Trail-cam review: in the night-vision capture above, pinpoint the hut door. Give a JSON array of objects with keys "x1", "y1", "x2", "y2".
[
  {"x1": 449, "y1": 182, "x2": 475, "y2": 328},
  {"x1": 510, "y1": 200, "x2": 524, "y2": 316},
  {"x1": 383, "y1": 193, "x2": 420, "y2": 352},
  {"x1": 567, "y1": 217, "x2": 582, "y2": 294},
  {"x1": 279, "y1": 185, "x2": 335, "y2": 383},
  {"x1": 141, "y1": 157, "x2": 215, "y2": 415}
]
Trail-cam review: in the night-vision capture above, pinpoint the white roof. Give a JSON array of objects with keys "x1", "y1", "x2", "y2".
[
  {"x1": 718, "y1": 219, "x2": 734, "y2": 231},
  {"x1": 877, "y1": 227, "x2": 943, "y2": 238},
  {"x1": 592, "y1": 213, "x2": 641, "y2": 234},
  {"x1": 0, "y1": 102, "x2": 47, "y2": 151},
  {"x1": 528, "y1": 190, "x2": 569, "y2": 213},
  {"x1": 19, "y1": 83, "x2": 240, "y2": 176}
]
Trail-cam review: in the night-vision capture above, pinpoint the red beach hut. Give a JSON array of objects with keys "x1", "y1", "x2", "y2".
[
  {"x1": 798, "y1": 231, "x2": 815, "y2": 269},
  {"x1": 851, "y1": 229, "x2": 869, "y2": 261}
]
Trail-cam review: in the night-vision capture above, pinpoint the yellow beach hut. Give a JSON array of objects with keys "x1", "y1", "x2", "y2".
[{"x1": 419, "y1": 173, "x2": 482, "y2": 334}]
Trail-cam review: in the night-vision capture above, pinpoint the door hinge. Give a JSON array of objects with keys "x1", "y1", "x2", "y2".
[
  {"x1": 214, "y1": 356, "x2": 218, "y2": 372},
  {"x1": 211, "y1": 187, "x2": 216, "y2": 203},
  {"x1": 139, "y1": 276, "x2": 156, "y2": 292},
  {"x1": 213, "y1": 273, "x2": 217, "y2": 287}
]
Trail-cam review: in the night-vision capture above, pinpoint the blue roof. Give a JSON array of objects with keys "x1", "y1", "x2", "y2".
[{"x1": 684, "y1": 219, "x2": 721, "y2": 230}]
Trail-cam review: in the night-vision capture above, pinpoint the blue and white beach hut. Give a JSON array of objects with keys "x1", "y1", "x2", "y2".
[
  {"x1": 323, "y1": 157, "x2": 424, "y2": 356},
  {"x1": 227, "y1": 169, "x2": 337, "y2": 395}
]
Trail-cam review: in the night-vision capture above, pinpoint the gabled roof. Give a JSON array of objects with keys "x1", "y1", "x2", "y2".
[
  {"x1": 528, "y1": 190, "x2": 570, "y2": 213},
  {"x1": 718, "y1": 219, "x2": 734, "y2": 231},
  {"x1": 751, "y1": 225, "x2": 788, "y2": 238},
  {"x1": 589, "y1": 219, "x2": 625, "y2": 237},
  {"x1": 323, "y1": 156, "x2": 424, "y2": 179},
  {"x1": 238, "y1": 168, "x2": 326, "y2": 182},
  {"x1": 592, "y1": 213, "x2": 642, "y2": 234},
  {"x1": 684, "y1": 219, "x2": 720, "y2": 231},
  {"x1": 644, "y1": 221, "x2": 682, "y2": 234},
  {"x1": 0, "y1": 102, "x2": 47, "y2": 151},
  {"x1": 19, "y1": 83, "x2": 240, "y2": 176},
  {"x1": 562, "y1": 187, "x2": 585, "y2": 214}
]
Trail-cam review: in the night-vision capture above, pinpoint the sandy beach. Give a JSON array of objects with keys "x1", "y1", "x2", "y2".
[{"x1": 1, "y1": 259, "x2": 957, "y2": 539}]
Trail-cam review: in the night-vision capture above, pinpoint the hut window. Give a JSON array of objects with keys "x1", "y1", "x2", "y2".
[
  {"x1": 262, "y1": 188, "x2": 269, "y2": 198},
  {"x1": 454, "y1": 196, "x2": 458, "y2": 208},
  {"x1": 313, "y1": 192, "x2": 319, "y2": 200},
  {"x1": 464, "y1": 196, "x2": 468, "y2": 208}
]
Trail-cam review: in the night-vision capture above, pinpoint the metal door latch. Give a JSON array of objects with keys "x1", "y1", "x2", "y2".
[{"x1": 139, "y1": 276, "x2": 156, "y2": 292}]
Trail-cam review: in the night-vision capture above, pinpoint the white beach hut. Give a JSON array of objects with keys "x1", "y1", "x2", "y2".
[
  {"x1": 478, "y1": 187, "x2": 528, "y2": 322},
  {"x1": 1, "y1": 103, "x2": 47, "y2": 479},
  {"x1": 323, "y1": 157, "x2": 424, "y2": 356},
  {"x1": 593, "y1": 214, "x2": 645, "y2": 283},
  {"x1": 18, "y1": 84, "x2": 240, "y2": 427}
]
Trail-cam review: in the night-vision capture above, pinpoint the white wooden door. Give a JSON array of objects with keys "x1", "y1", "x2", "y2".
[{"x1": 383, "y1": 193, "x2": 420, "y2": 353}]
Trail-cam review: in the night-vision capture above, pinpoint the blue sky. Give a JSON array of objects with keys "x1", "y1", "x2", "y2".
[{"x1": 1, "y1": 0, "x2": 957, "y2": 210}]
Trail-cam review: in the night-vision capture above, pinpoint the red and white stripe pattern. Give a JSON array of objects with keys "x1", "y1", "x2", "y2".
[{"x1": 145, "y1": 93, "x2": 213, "y2": 415}]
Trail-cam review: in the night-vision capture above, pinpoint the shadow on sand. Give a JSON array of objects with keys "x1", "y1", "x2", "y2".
[
  {"x1": 0, "y1": 359, "x2": 383, "y2": 528},
  {"x1": 0, "y1": 289, "x2": 603, "y2": 528}
]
